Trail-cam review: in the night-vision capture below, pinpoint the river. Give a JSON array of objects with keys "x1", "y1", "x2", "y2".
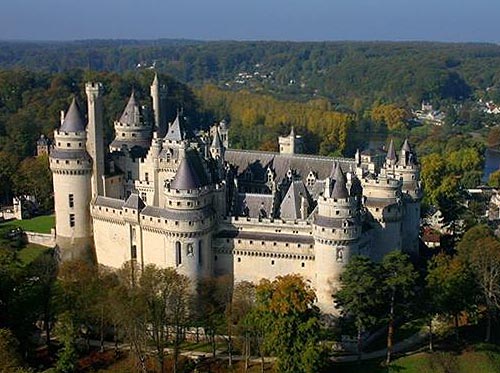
[{"x1": 484, "y1": 148, "x2": 500, "y2": 183}]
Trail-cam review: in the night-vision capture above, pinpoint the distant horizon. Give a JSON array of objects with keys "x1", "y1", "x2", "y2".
[
  {"x1": 1, "y1": 0, "x2": 499, "y2": 43},
  {"x1": 0, "y1": 38, "x2": 498, "y2": 45}
]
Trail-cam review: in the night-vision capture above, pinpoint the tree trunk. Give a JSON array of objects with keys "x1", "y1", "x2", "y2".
[
  {"x1": 100, "y1": 306, "x2": 105, "y2": 353},
  {"x1": 386, "y1": 288, "x2": 395, "y2": 365},
  {"x1": 485, "y1": 309, "x2": 491, "y2": 342},
  {"x1": 357, "y1": 326, "x2": 363, "y2": 361},
  {"x1": 114, "y1": 324, "x2": 119, "y2": 357},
  {"x1": 244, "y1": 333, "x2": 250, "y2": 373},
  {"x1": 454, "y1": 313, "x2": 460, "y2": 342},
  {"x1": 211, "y1": 330, "x2": 216, "y2": 358},
  {"x1": 45, "y1": 316, "x2": 51, "y2": 348},
  {"x1": 428, "y1": 318, "x2": 433, "y2": 352}
]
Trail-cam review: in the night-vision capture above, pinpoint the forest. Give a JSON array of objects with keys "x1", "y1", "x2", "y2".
[
  {"x1": 1, "y1": 40, "x2": 500, "y2": 108},
  {"x1": 0, "y1": 41, "x2": 499, "y2": 372}
]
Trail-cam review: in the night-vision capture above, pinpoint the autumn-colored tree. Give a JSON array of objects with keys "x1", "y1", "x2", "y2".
[
  {"x1": 335, "y1": 256, "x2": 382, "y2": 359},
  {"x1": 426, "y1": 253, "x2": 475, "y2": 341},
  {"x1": 488, "y1": 169, "x2": 500, "y2": 188},
  {"x1": 11, "y1": 154, "x2": 53, "y2": 212},
  {"x1": 251, "y1": 274, "x2": 327, "y2": 373},
  {"x1": 380, "y1": 251, "x2": 418, "y2": 364},
  {"x1": 231, "y1": 281, "x2": 256, "y2": 372},
  {"x1": 371, "y1": 104, "x2": 409, "y2": 131},
  {"x1": 458, "y1": 225, "x2": 500, "y2": 342}
]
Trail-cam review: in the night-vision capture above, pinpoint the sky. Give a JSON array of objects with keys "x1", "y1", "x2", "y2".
[{"x1": 1, "y1": 0, "x2": 499, "y2": 42}]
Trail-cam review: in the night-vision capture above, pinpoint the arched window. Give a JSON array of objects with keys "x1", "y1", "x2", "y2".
[{"x1": 175, "y1": 241, "x2": 181, "y2": 266}]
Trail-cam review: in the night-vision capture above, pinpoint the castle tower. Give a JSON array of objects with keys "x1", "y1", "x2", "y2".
[
  {"x1": 363, "y1": 173, "x2": 403, "y2": 261},
  {"x1": 49, "y1": 99, "x2": 93, "y2": 260},
  {"x1": 150, "y1": 73, "x2": 168, "y2": 137},
  {"x1": 85, "y1": 82, "x2": 105, "y2": 199},
  {"x1": 210, "y1": 125, "x2": 225, "y2": 161},
  {"x1": 396, "y1": 139, "x2": 422, "y2": 258},
  {"x1": 163, "y1": 149, "x2": 217, "y2": 281},
  {"x1": 278, "y1": 126, "x2": 304, "y2": 154},
  {"x1": 110, "y1": 91, "x2": 152, "y2": 152},
  {"x1": 36, "y1": 134, "x2": 51, "y2": 157},
  {"x1": 313, "y1": 163, "x2": 361, "y2": 313}
]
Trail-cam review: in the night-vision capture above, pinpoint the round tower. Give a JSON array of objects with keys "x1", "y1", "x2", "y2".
[
  {"x1": 163, "y1": 150, "x2": 217, "y2": 281},
  {"x1": 49, "y1": 99, "x2": 93, "y2": 261},
  {"x1": 396, "y1": 139, "x2": 422, "y2": 258},
  {"x1": 313, "y1": 163, "x2": 361, "y2": 313},
  {"x1": 362, "y1": 175, "x2": 403, "y2": 261},
  {"x1": 110, "y1": 91, "x2": 152, "y2": 152}
]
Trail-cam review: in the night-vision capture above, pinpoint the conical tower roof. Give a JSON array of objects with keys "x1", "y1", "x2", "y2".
[
  {"x1": 165, "y1": 113, "x2": 185, "y2": 141},
  {"x1": 60, "y1": 98, "x2": 85, "y2": 132},
  {"x1": 170, "y1": 156, "x2": 203, "y2": 190},
  {"x1": 386, "y1": 139, "x2": 396, "y2": 163},
  {"x1": 211, "y1": 127, "x2": 223, "y2": 148},
  {"x1": 331, "y1": 163, "x2": 349, "y2": 199},
  {"x1": 401, "y1": 138, "x2": 411, "y2": 152},
  {"x1": 119, "y1": 92, "x2": 141, "y2": 126},
  {"x1": 152, "y1": 72, "x2": 159, "y2": 86}
]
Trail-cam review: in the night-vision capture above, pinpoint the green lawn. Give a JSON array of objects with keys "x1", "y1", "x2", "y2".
[
  {"x1": 17, "y1": 243, "x2": 50, "y2": 265},
  {"x1": 0, "y1": 215, "x2": 55, "y2": 234},
  {"x1": 333, "y1": 344, "x2": 500, "y2": 373}
]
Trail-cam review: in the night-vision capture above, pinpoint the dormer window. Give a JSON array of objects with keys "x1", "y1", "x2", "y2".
[
  {"x1": 306, "y1": 171, "x2": 316, "y2": 186},
  {"x1": 267, "y1": 168, "x2": 274, "y2": 183}
]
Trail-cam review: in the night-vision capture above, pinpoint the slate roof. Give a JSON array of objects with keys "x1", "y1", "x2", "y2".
[
  {"x1": 141, "y1": 205, "x2": 214, "y2": 221},
  {"x1": 331, "y1": 162, "x2": 349, "y2": 199},
  {"x1": 123, "y1": 193, "x2": 146, "y2": 210},
  {"x1": 50, "y1": 148, "x2": 90, "y2": 161},
  {"x1": 401, "y1": 138, "x2": 411, "y2": 152},
  {"x1": 170, "y1": 149, "x2": 208, "y2": 190},
  {"x1": 225, "y1": 149, "x2": 354, "y2": 184},
  {"x1": 60, "y1": 98, "x2": 85, "y2": 132},
  {"x1": 165, "y1": 114, "x2": 184, "y2": 141},
  {"x1": 94, "y1": 196, "x2": 125, "y2": 210},
  {"x1": 119, "y1": 92, "x2": 141, "y2": 126},
  {"x1": 314, "y1": 214, "x2": 358, "y2": 228},
  {"x1": 211, "y1": 127, "x2": 222, "y2": 148},
  {"x1": 280, "y1": 180, "x2": 311, "y2": 220},
  {"x1": 216, "y1": 230, "x2": 315, "y2": 245},
  {"x1": 109, "y1": 139, "x2": 151, "y2": 150},
  {"x1": 235, "y1": 193, "x2": 274, "y2": 218},
  {"x1": 386, "y1": 139, "x2": 397, "y2": 164}
]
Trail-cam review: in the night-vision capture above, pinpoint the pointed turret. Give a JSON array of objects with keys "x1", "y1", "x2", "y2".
[
  {"x1": 119, "y1": 91, "x2": 141, "y2": 126},
  {"x1": 399, "y1": 138, "x2": 416, "y2": 167},
  {"x1": 150, "y1": 73, "x2": 168, "y2": 137},
  {"x1": 401, "y1": 138, "x2": 411, "y2": 152},
  {"x1": 152, "y1": 72, "x2": 159, "y2": 87},
  {"x1": 331, "y1": 163, "x2": 349, "y2": 199},
  {"x1": 165, "y1": 113, "x2": 185, "y2": 142},
  {"x1": 211, "y1": 127, "x2": 222, "y2": 149},
  {"x1": 280, "y1": 180, "x2": 310, "y2": 220},
  {"x1": 170, "y1": 156, "x2": 203, "y2": 190},
  {"x1": 60, "y1": 98, "x2": 85, "y2": 132},
  {"x1": 386, "y1": 139, "x2": 397, "y2": 166}
]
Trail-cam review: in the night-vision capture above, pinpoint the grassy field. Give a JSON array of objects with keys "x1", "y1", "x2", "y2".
[
  {"x1": 17, "y1": 243, "x2": 50, "y2": 265},
  {"x1": 0, "y1": 215, "x2": 55, "y2": 234},
  {"x1": 334, "y1": 344, "x2": 500, "y2": 373}
]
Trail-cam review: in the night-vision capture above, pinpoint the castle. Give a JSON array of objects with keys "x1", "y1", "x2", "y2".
[{"x1": 49, "y1": 76, "x2": 422, "y2": 313}]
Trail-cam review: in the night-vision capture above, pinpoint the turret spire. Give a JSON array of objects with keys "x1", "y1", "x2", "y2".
[
  {"x1": 386, "y1": 139, "x2": 397, "y2": 166},
  {"x1": 60, "y1": 98, "x2": 85, "y2": 132},
  {"x1": 331, "y1": 163, "x2": 349, "y2": 199}
]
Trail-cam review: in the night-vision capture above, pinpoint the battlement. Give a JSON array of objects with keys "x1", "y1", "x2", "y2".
[{"x1": 85, "y1": 81, "x2": 104, "y2": 93}]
